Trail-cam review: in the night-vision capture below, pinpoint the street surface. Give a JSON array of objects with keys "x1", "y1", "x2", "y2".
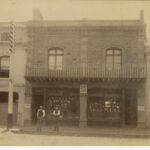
[{"x1": 0, "y1": 127, "x2": 150, "y2": 146}]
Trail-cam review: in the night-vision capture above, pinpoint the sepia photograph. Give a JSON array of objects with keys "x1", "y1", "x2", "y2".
[{"x1": 0, "y1": 0, "x2": 150, "y2": 146}]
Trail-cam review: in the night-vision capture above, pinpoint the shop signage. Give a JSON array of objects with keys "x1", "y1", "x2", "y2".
[
  {"x1": 138, "y1": 106, "x2": 145, "y2": 111},
  {"x1": 80, "y1": 84, "x2": 87, "y2": 94},
  {"x1": 25, "y1": 104, "x2": 31, "y2": 108}
]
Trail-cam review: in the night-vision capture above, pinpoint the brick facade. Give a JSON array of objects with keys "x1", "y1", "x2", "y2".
[
  {"x1": 26, "y1": 21, "x2": 145, "y2": 68},
  {"x1": 0, "y1": 12, "x2": 149, "y2": 128}
]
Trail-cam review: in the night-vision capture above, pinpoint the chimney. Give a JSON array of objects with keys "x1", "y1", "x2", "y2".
[
  {"x1": 140, "y1": 10, "x2": 144, "y2": 23},
  {"x1": 32, "y1": 8, "x2": 43, "y2": 21}
]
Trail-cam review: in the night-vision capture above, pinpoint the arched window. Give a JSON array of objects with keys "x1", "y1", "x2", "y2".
[
  {"x1": 48, "y1": 48, "x2": 63, "y2": 70},
  {"x1": 106, "y1": 48, "x2": 122, "y2": 70}
]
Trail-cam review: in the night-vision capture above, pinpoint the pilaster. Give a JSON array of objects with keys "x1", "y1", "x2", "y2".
[{"x1": 79, "y1": 84, "x2": 87, "y2": 128}]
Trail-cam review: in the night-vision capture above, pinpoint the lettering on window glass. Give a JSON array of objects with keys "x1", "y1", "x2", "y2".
[
  {"x1": 104, "y1": 99, "x2": 120, "y2": 113},
  {"x1": 89, "y1": 98, "x2": 120, "y2": 113},
  {"x1": 47, "y1": 96, "x2": 79, "y2": 119}
]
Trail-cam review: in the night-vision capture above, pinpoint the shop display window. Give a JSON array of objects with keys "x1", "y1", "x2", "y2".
[
  {"x1": 46, "y1": 96, "x2": 79, "y2": 119},
  {"x1": 104, "y1": 98, "x2": 120, "y2": 113},
  {"x1": 88, "y1": 96, "x2": 121, "y2": 120}
]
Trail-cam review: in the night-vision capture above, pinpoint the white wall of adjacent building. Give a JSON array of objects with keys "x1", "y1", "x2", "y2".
[{"x1": 0, "y1": 23, "x2": 27, "y2": 126}]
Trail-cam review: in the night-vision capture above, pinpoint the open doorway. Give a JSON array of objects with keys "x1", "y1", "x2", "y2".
[
  {"x1": 0, "y1": 92, "x2": 18, "y2": 125},
  {"x1": 124, "y1": 90, "x2": 137, "y2": 127},
  {"x1": 31, "y1": 89, "x2": 44, "y2": 124}
]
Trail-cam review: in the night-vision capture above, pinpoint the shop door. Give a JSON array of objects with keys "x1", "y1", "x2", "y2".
[
  {"x1": 32, "y1": 94, "x2": 44, "y2": 124},
  {"x1": 124, "y1": 90, "x2": 137, "y2": 127}
]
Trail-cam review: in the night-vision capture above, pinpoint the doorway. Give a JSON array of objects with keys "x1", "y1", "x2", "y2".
[
  {"x1": 124, "y1": 90, "x2": 137, "y2": 127},
  {"x1": 31, "y1": 89, "x2": 44, "y2": 124},
  {"x1": 0, "y1": 92, "x2": 18, "y2": 125}
]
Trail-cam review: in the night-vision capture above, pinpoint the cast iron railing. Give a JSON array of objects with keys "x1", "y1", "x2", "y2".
[{"x1": 26, "y1": 63, "x2": 146, "y2": 79}]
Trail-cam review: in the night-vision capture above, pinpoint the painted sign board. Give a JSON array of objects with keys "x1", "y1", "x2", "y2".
[{"x1": 80, "y1": 84, "x2": 87, "y2": 94}]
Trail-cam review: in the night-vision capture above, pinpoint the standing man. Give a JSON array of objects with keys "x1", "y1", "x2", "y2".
[
  {"x1": 37, "y1": 105, "x2": 45, "y2": 132},
  {"x1": 53, "y1": 106, "x2": 61, "y2": 132}
]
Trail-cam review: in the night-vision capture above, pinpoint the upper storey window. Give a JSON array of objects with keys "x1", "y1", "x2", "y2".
[
  {"x1": 0, "y1": 56, "x2": 9, "y2": 78},
  {"x1": 48, "y1": 48, "x2": 63, "y2": 70},
  {"x1": 106, "y1": 48, "x2": 122, "y2": 70},
  {"x1": 1, "y1": 32, "x2": 9, "y2": 41},
  {"x1": 0, "y1": 56, "x2": 9, "y2": 70}
]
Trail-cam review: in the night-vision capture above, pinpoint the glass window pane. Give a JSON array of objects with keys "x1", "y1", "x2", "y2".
[
  {"x1": 107, "y1": 50, "x2": 113, "y2": 55},
  {"x1": 106, "y1": 56, "x2": 113, "y2": 70},
  {"x1": 1, "y1": 57, "x2": 9, "y2": 69},
  {"x1": 56, "y1": 56, "x2": 62, "y2": 70},
  {"x1": 114, "y1": 56, "x2": 121, "y2": 64},
  {"x1": 106, "y1": 56, "x2": 113, "y2": 64},
  {"x1": 49, "y1": 50, "x2": 55, "y2": 54},
  {"x1": 57, "y1": 50, "x2": 63, "y2": 55},
  {"x1": 56, "y1": 56, "x2": 62, "y2": 63},
  {"x1": 49, "y1": 56, "x2": 55, "y2": 69},
  {"x1": 114, "y1": 50, "x2": 121, "y2": 55},
  {"x1": 114, "y1": 63, "x2": 121, "y2": 69}
]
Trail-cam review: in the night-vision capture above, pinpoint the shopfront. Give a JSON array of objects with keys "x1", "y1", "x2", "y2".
[
  {"x1": 31, "y1": 87, "x2": 80, "y2": 125},
  {"x1": 31, "y1": 84, "x2": 137, "y2": 127},
  {"x1": 87, "y1": 88, "x2": 122, "y2": 126},
  {"x1": 87, "y1": 88, "x2": 137, "y2": 127}
]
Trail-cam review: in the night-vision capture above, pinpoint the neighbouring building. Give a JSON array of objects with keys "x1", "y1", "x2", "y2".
[
  {"x1": 0, "y1": 22, "x2": 27, "y2": 126},
  {"x1": 0, "y1": 10, "x2": 150, "y2": 128}
]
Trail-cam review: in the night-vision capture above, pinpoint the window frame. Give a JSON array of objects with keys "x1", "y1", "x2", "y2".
[
  {"x1": 106, "y1": 47, "x2": 122, "y2": 70},
  {"x1": 48, "y1": 48, "x2": 64, "y2": 70},
  {"x1": 0, "y1": 56, "x2": 10, "y2": 78},
  {"x1": 0, "y1": 56, "x2": 10, "y2": 70}
]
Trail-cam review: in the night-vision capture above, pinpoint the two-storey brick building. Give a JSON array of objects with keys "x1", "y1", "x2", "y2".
[
  {"x1": 0, "y1": 10, "x2": 150, "y2": 128},
  {"x1": 24, "y1": 10, "x2": 148, "y2": 128}
]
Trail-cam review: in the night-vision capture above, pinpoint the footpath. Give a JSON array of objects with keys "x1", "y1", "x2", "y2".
[{"x1": 10, "y1": 125, "x2": 150, "y2": 138}]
